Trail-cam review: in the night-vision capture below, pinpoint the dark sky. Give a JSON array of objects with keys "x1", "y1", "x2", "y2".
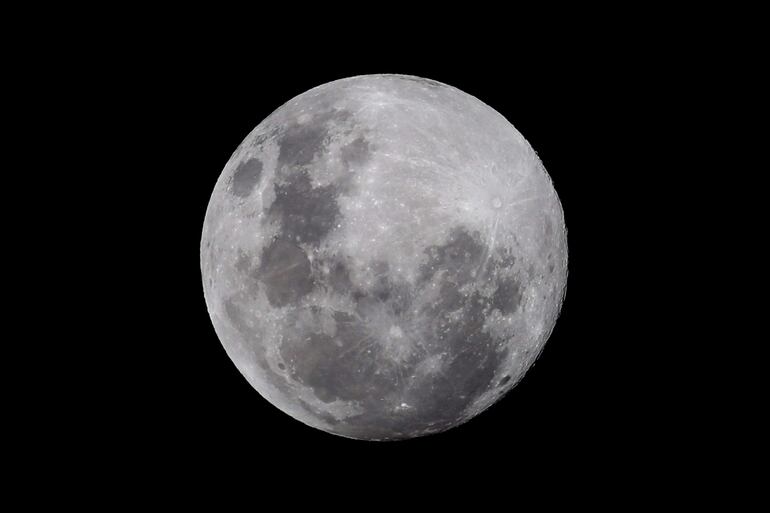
[{"x1": 64, "y1": 23, "x2": 697, "y2": 491}]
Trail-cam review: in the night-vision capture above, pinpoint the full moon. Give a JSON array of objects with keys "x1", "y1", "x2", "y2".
[{"x1": 200, "y1": 75, "x2": 567, "y2": 440}]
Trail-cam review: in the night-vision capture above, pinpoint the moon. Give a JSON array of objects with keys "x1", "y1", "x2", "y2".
[{"x1": 200, "y1": 74, "x2": 567, "y2": 440}]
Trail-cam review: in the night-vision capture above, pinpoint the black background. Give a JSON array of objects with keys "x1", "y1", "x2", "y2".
[
  {"x1": 91, "y1": 29, "x2": 684, "y2": 487},
  {"x1": 6, "y1": 6, "x2": 750, "y2": 500}
]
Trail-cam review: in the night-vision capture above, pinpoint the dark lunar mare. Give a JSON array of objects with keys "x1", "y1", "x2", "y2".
[
  {"x1": 491, "y1": 277, "x2": 523, "y2": 315},
  {"x1": 277, "y1": 225, "x2": 517, "y2": 439},
  {"x1": 402, "y1": 228, "x2": 512, "y2": 434},
  {"x1": 267, "y1": 171, "x2": 340, "y2": 247},
  {"x1": 276, "y1": 109, "x2": 352, "y2": 170},
  {"x1": 280, "y1": 309, "x2": 415, "y2": 405},
  {"x1": 257, "y1": 239, "x2": 314, "y2": 308},
  {"x1": 406, "y1": 288, "x2": 509, "y2": 433},
  {"x1": 340, "y1": 136, "x2": 372, "y2": 167},
  {"x1": 262, "y1": 107, "x2": 372, "y2": 247},
  {"x1": 230, "y1": 158, "x2": 263, "y2": 198}
]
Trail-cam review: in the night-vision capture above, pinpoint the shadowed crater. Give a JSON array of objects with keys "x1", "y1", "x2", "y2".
[{"x1": 257, "y1": 239, "x2": 314, "y2": 307}]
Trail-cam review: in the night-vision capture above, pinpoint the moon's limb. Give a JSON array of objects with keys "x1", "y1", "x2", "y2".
[{"x1": 200, "y1": 75, "x2": 567, "y2": 440}]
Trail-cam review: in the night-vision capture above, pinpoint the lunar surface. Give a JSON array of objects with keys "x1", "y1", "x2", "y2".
[{"x1": 200, "y1": 74, "x2": 567, "y2": 440}]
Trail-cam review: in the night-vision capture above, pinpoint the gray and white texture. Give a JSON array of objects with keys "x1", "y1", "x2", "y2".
[{"x1": 200, "y1": 74, "x2": 567, "y2": 440}]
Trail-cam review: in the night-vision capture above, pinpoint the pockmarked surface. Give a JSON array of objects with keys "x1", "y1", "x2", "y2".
[{"x1": 201, "y1": 75, "x2": 567, "y2": 440}]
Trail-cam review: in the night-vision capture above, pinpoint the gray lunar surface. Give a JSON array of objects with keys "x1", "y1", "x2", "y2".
[{"x1": 200, "y1": 74, "x2": 567, "y2": 440}]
